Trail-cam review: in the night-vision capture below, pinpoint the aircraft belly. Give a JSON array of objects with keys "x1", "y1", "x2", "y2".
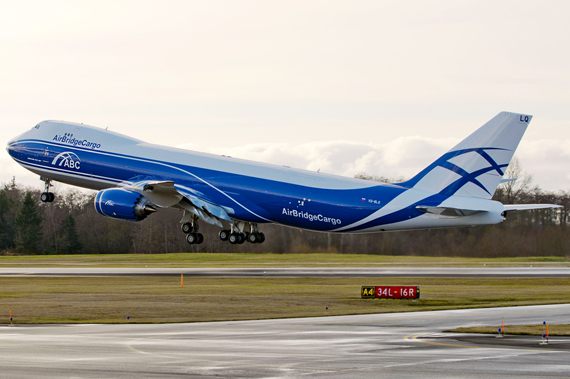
[{"x1": 22, "y1": 165, "x2": 114, "y2": 191}]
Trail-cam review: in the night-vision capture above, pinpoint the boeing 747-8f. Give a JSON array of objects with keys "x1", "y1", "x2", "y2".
[{"x1": 6, "y1": 112, "x2": 561, "y2": 245}]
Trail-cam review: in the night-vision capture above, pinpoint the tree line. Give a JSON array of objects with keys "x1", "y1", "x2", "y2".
[{"x1": 1, "y1": 161, "x2": 568, "y2": 257}]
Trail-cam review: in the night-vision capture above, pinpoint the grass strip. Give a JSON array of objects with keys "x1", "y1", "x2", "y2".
[
  {"x1": 1, "y1": 277, "x2": 570, "y2": 324},
  {"x1": 446, "y1": 324, "x2": 570, "y2": 336},
  {"x1": 0, "y1": 253, "x2": 567, "y2": 268}
]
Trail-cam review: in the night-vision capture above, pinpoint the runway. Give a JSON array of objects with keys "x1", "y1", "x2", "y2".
[
  {"x1": 0, "y1": 266, "x2": 569, "y2": 277},
  {"x1": 1, "y1": 304, "x2": 569, "y2": 378}
]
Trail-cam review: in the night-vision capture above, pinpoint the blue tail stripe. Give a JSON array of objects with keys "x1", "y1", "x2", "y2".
[
  {"x1": 437, "y1": 161, "x2": 489, "y2": 195},
  {"x1": 477, "y1": 150, "x2": 505, "y2": 176},
  {"x1": 438, "y1": 163, "x2": 508, "y2": 197},
  {"x1": 399, "y1": 147, "x2": 507, "y2": 195}
]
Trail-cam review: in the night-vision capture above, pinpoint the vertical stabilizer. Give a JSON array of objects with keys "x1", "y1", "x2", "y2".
[{"x1": 400, "y1": 112, "x2": 531, "y2": 199}]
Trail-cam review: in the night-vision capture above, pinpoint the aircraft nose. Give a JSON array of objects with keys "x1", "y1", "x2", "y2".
[
  {"x1": 6, "y1": 141, "x2": 14, "y2": 156},
  {"x1": 6, "y1": 135, "x2": 21, "y2": 157}
]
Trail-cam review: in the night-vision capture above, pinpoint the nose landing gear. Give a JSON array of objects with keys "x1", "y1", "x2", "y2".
[{"x1": 40, "y1": 177, "x2": 54, "y2": 203}]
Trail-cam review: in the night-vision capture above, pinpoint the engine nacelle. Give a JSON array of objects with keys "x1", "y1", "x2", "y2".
[{"x1": 94, "y1": 188, "x2": 157, "y2": 221}]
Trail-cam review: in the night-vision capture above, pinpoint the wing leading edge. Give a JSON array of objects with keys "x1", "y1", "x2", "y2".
[{"x1": 123, "y1": 180, "x2": 232, "y2": 227}]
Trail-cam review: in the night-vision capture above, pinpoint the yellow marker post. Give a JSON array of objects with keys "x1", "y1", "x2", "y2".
[{"x1": 181, "y1": 274, "x2": 183, "y2": 288}]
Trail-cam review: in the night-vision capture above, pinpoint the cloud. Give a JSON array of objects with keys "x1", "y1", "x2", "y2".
[
  {"x1": 517, "y1": 140, "x2": 570, "y2": 192},
  {"x1": 180, "y1": 137, "x2": 570, "y2": 191},
  {"x1": 181, "y1": 137, "x2": 453, "y2": 181}
]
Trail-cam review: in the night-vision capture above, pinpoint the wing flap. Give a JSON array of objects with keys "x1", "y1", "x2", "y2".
[{"x1": 178, "y1": 190, "x2": 232, "y2": 222}]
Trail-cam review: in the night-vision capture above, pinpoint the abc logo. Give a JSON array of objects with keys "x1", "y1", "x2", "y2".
[{"x1": 51, "y1": 152, "x2": 81, "y2": 170}]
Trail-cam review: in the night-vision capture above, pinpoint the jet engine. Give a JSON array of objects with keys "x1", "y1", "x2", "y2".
[{"x1": 94, "y1": 188, "x2": 157, "y2": 221}]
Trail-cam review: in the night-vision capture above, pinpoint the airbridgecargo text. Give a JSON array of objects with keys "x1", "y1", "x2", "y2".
[
  {"x1": 53, "y1": 134, "x2": 101, "y2": 149},
  {"x1": 282, "y1": 208, "x2": 341, "y2": 226}
]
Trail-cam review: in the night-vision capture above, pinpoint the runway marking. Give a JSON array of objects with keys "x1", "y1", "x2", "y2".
[
  {"x1": 405, "y1": 333, "x2": 570, "y2": 354},
  {"x1": 127, "y1": 337, "x2": 187, "y2": 360},
  {"x1": 121, "y1": 347, "x2": 570, "y2": 378},
  {"x1": 287, "y1": 305, "x2": 570, "y2": 327},
  {"x1": 123, "y1": 332, "x2": 570, "y2": 378}
]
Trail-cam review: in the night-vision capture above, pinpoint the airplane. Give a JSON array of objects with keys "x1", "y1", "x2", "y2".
[{"x1": 6, "y1": 112, "x2": 562, "y2": 245}]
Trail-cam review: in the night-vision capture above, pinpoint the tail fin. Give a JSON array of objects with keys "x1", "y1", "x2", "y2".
[{"x1": 400, "y1": 112, "x2": 531, "y2": 199}]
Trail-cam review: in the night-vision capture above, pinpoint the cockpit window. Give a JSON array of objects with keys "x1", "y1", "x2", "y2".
[{"x1": 34, "y1": 124, "x2": 40, "y2": 129}]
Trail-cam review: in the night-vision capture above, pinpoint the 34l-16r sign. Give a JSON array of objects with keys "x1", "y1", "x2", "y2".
[{"x1": 361, "y1": 286, "x2": 420, "y2": 300}]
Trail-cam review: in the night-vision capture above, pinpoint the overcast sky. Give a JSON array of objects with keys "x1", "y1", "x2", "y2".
[{"x1": 1, "y1": 1, "x2": 569, "y2": 192}]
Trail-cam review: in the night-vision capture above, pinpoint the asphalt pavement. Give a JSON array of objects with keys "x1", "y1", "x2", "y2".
[
  {"x1": 0, "y1": 266, "x2": 569, "y2": 277},
  {"x1": 1, "y1": 305, "x2": 570, "y2": 378}
]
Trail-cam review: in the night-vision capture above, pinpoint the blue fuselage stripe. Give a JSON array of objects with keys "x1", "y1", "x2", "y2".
[{"x1": 9, "y1": 140, "x2": 417, "y2": 231}]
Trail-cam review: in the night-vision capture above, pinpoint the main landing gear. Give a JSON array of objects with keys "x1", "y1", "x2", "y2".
[
  {"x1": 180, "y1": 215, "x2": 266, "y2": 246},
  {"x1": 218, "y1": 222, "x2": 265, "y2": 245},
  {"x1": 181, "y1": 216, "x2": 204, "y2": 245},
  {"x1": 40, "y1": 177, "x2": 55, "y2": 203}
]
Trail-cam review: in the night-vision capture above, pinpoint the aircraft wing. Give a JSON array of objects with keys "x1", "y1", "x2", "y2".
[
  {"x1": 503, "y1": 204, "x2": 563, "y2": 211},
  {"x1": 175, "y1": 188, "x2": 232, "y2": 224},
  {"x1": 142, "y1": 180, "x2": 179, "y2": 195},
  {"x1": 123, "y1": 180, "x2": 232, "y2": 227}
]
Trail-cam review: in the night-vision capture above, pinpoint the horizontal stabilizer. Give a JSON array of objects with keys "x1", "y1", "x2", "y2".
[
  {"x1": 416, "y1": 205, "x2": 486, "y2": 217},
  {"x1": 503, "y1": 204, "x2": 563, "y2": 212},
  {"x1": 500, "y1": 178, "x2": 517, "y2": 184}
]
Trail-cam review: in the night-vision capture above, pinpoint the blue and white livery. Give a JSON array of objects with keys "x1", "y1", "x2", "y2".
[{"x1": 6, "y1": 112, "x2": 561, "y2": 245}]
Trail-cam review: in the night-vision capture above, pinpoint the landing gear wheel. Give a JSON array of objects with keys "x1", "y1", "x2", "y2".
[
  {"x1": 40, "y1": 192, "x2": 55, "y2": 203},
  {"x1": 40, "y1": 177, "x2": 54, "y2": 202},
  {"x1": 219, "y1": 229, "x2": 230, "y2": 241},
  {"x1": 257, "y1": 232, "x2": 265, "y2": 243},
  {"x1": 237, "y1": 233, "x2": 245, "y2": 244},
  {"x1": 228, "y1": 233, "x2": 239, "y2": 244},
  {"x1": 186, "y1": 233, "x2": 198, "y2": 244},
  {"x1": 196, "y1": 233, "x2": 204, "y2": 244},
  {"x1": 181, "y1": 222, "x2": 193, "y2": 234},
  {"x1": 247, "y1": 233, "x2": 257, "y2": 243}
]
